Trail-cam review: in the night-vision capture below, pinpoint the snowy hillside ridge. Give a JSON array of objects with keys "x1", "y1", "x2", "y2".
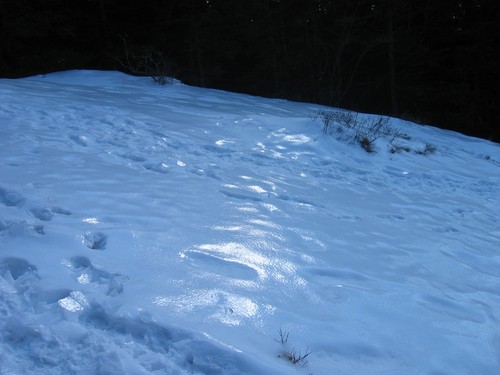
[{"x1": 1, "y1": 70, "x2": 499, "y2": 375}]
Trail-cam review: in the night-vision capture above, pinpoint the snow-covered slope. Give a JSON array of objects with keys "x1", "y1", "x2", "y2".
[{"x1": 1, "y1": 70, "x2": 499, "y2": 375}]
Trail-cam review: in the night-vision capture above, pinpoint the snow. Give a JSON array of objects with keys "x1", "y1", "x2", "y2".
[{"x1": 0, "y1": 70, "x2": 499, "y2": 374}]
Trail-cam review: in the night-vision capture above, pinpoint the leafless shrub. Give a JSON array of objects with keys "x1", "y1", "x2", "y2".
[
  {"x1": 415, "y1": 143, "x2": 437, "y2": 156},
  {"x1": 281, "y1": 347, "x2": 312, "y2": 366},
  {"x1": 275, "y1": 327, "x2": 289, "y2": 345},
  {"x1": 390, "y1": 144, "x2": 411, "y2": 154},
  {"x1": 275, "y1": 328, "x2": 312, "y2": 367},
  {"x1": 311, "y1": 109, "x2": 357, "y2": 136},
  {"x1": 312, "y1": 109, "x2": 439, "y2": 157},
  {"x1": 356, "y1": 115, "x2": 391, "y2": 152},
  {"x1": 312, "y1": 109, "x2": 396, "y2": 153},
  {"x1": 117, "y1": 35, "x2": 174, "y2": 85},
  {"x1": 359, "y1": 136, "x2": 374, "y2": 153}
]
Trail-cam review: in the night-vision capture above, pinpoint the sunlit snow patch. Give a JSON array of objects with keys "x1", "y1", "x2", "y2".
[
  {"x1": 153, "y1": 290, "x2": 259, "y2": 326},
  {"x1": 58, "y1": 291, "x2": 89, "y2": 312}
]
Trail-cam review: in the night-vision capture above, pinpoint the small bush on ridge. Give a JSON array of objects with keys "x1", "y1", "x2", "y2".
[
  {"x1": 312, "y1": 109, "x2": 394, "y2": 153},
  {"x1": 312, "y1": 109, "x2": 439, "y2": 156},
  {"x1": 118, "y1": 35, "x2": 174, "y2": 85},
  {"x1": 415, "y1": 143, "x2": 437, "y2": 156}
]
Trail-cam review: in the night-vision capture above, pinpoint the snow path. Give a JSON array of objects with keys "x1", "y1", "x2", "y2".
[{"x1": 1, "y1": 71, "x2": 499, "y2": 374}]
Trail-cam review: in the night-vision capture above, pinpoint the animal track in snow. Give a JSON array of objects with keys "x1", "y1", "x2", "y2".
[
  {"x1": 0, "y1": 187, "x2": 26, "y2": 207},
  {"x1": 83, "y1": 231, "x2": 108, "y2": 250},
  {"x1": 121, "y1": 153, "x2": 146, "y2": 163},
  {"x1": 276, "y1": 194, "x2": 320, "y2": 208},
  {"x1": 143, "y1": 162, "x2": 170, "y2": 174},
  {"x1": 0, "y1": 219, "x2": 45, "y2": 237},
  {"x1": 69, "y1": 134, "x2": 88, "y2": 147},
  {"x1": 329, "y1": 213, "x2": 362, "y2": 223},
  {"x1": 50, "y1": 206, "x2": 72, "y2": 216},
  {"x1": 80, "y1": 303, "x2": 173, "y2": 353},
  {"x1": 0, "y1": 257, "x2": 39, "y2": 282},
  {"x1": 187, "y1": 165, "x2": 221, "y2": 180},
  {"x1": 0, "y1": 257, "x2": 39, "y2": 299},
  {"x1": 218, "y1": 182, "x2": 273, "y2": 203},
  {"x1": 0, "y1": 258, "x2": 73, "y2": 311},
  {"x1": 202, "y1": 144, "x2": 236, "y2": 156},
  {"x1": 219, "y1": 190, "x2": 263, "y2": 202},
  {"x1": 67, "y1": 256, "x2": 124, "y2": 296},
  {"x1": 27, "y1": 206, "x2": 72, "y2": 222},
  {"x1": 28, "y1": 208, "x2": 53, "y2": 221}
]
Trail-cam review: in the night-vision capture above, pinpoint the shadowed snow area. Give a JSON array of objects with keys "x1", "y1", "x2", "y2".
[{"x1": 1, "y1": 70, "x2": 499, "y2": 374}]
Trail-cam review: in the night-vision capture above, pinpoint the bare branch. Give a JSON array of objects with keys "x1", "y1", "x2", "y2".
[
  {"x1": 275, "y1": 328, "x2": 289, "y2": 345},
  {"x1": 116, "y1": 36, "x2": 173, "y2": 85}
]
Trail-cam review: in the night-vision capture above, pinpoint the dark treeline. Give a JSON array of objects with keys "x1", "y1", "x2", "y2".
[{"x1": 1, "y1": 0, "x2": 498, "y2": 141}]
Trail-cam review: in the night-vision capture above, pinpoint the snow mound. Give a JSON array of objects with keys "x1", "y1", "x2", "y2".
[{"x1": 0, "y1": 70, "x2": 499, "y2": 374}]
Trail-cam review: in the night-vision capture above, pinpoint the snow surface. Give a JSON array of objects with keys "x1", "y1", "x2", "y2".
[{"x1": 0, "y1": 70, "x2": 499, "y2": 375}]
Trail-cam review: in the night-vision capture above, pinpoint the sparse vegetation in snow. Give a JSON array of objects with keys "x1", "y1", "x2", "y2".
[
  {"x1": 275, "y1": 328, "x2": 312, "y2": 368},
  {"x1": 312, "y1": 109, "x2": 442, "y2": 157},
  {"x1": 311, "y1": 109, "x2": 400, "y2": 153}
]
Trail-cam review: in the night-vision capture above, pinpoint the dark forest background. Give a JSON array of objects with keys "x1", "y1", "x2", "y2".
[{"x1": 1, "y1": 0, "x2": 499, "y2": 142}]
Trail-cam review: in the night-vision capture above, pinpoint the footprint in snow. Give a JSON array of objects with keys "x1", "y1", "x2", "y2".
[
  {"x1": 28, "y1": 208, "x2": 53, "y2": 221},
  {"x1": 0, "y1": 257, "x2": 74, "y2": 309},
  {"x1": 220, "y1": 189, "x2": 263, "y2": 202},
  {"x1": 0, "y1": 187, "x2": 26, "y2": 207},
  {"x1": 277, "y1": 194, "x2": 320, "y2": 208},
  {"x1": 143, "y1": 162, "x2": 170, "y2": 174},
  {"x1": 202, "y1": 144, "x2": 236, "y2": 156},
  {"x1": 28, "y1": 206, "x2": 72, "y2": 221},
  {"x1": 80, "y1": 302, "x2": 173, "y2": 354},
  {"x1": 0, "y1": 257, "x2": 38, "y2": 282},
  {"x1": 121, "y1": 153, "x2": 146, "y2": 163},
  {"x1": 0, "y1": 219, "x2": 45, "y2": 236},
  {"x1": 51, "y1": 206, "x2": 72, "y2": 216},
  {"x1": 329, "y1": 213, "x2": 362, "y2": 223},
  {"x1": 67, "y1": 256, "x2": 125, "y2": 296},
  {"x1": 69, "y1": 134, "x2": 88, "y2": 146},
  {"x1": 83, "y1": 231, "x2": 108, "y2": 250},
  {"x1": 0, "y1": 257, "x2": 39, "y2": 296}
]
